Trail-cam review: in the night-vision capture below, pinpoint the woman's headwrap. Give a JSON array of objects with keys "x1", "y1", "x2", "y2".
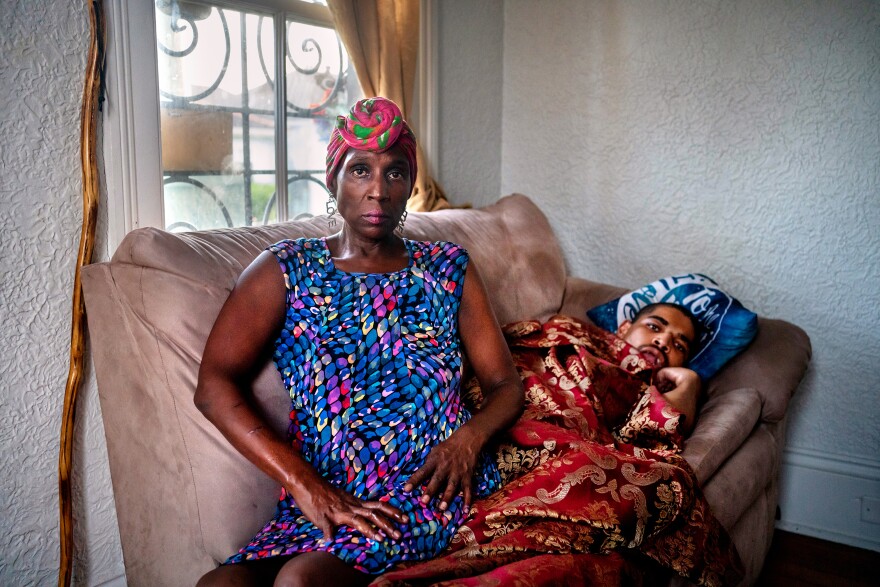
[{"x1": 325, "y1": 97, "x2": 418, "y2": 190}]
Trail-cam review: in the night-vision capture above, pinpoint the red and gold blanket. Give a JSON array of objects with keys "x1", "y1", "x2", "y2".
[{"x1": 374, "y1": 316, "x2": 743, "y2": 587}]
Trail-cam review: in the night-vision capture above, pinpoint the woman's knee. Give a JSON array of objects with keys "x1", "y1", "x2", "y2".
[
  {"x1": 197, "y1": 557, "x2": 290, "y2": 587},
  {"x1": 196, "y1": 564, "x2": 253, "y2": 587},
  {"x1": 274, "y1": 552, "x2": 369, "y2": 587}
]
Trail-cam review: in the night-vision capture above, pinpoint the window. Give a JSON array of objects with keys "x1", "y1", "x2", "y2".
[
  {"x1": 102, "y1": 0, "x2": 362, "y2": 245},
  {"x1": 154, "y1": 0, "x2": 362, "y2": 231},
  {"x1": 155, "y1": 0, "x2": 361, "y2": 231},
  {"x1": 104, "y1": 0, "x2": 434, "y2": 249}
]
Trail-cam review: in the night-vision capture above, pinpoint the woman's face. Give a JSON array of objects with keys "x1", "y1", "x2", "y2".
[{"x1": 329, "y1": 145, "x2": 412, "y2": 240}]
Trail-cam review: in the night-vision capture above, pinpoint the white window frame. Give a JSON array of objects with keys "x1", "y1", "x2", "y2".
[{"x1": 102, "y1": 0, "x2": 437, "y2": 252}]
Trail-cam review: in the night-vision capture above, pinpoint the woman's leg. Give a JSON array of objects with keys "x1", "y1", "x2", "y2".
[
  {"x1": 196, "y1": 556, "x2": 291, "y2": 587},
  {"x1": 274, "y1": 551, "x2": 372, "y2": 587}
]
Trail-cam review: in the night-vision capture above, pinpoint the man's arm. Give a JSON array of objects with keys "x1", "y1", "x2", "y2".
[{"x1": 655, "y1": 367, "x2": 701, "y2": 434}]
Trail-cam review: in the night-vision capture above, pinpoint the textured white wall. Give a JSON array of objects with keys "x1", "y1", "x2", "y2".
[
  {"x1": 440, "y1": 1, "x2": 879, "y2": 464},
  {"x1": 436, "y1": 0, "x2": 504, "y2": 206},
  {"x1": 0, "y1": 1, "x2": 124, "y2": 585}
]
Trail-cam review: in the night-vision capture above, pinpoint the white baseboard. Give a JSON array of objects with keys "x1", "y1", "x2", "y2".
[{"x1": 777, "y1": 447, "x2": 880, "y2": 552}]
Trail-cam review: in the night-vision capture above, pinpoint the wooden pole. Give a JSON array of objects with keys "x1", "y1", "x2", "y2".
[{"x1": 58, "y1": 1, "x2": 104, "y2": 585}]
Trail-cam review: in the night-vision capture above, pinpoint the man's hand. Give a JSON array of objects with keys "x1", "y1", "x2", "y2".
[{"x1": 655, "y1": 367, "x2": 701, "y2": 433}]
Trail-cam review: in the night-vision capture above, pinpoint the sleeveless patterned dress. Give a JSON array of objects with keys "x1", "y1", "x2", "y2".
[{"x1": 226, "y1": 238, "x2": 501, "y2": 574}]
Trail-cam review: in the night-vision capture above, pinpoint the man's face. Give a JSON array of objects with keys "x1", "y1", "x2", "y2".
[{"x1": 617, "y1": 305, "x2": 696, "y2": 368}]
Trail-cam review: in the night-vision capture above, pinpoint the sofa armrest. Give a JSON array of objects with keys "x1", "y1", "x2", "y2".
[
  {"x1": 707, "y1": 318, "x2": 811, "y2": 423},
  {"x1": 559, "y1": 276, "x2": 627, "y2": 319},
  {"x1": 683, "y1": 388, "x2": 762, "y2": 485}
]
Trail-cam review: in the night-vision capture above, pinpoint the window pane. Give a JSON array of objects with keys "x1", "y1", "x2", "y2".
[
  {"x1": 156, "y1": 2, "x2": 276, "y2": 230},
  {"x1": 284, "y1": 18, "x2": 362, "y2": 220},
  {"x1": 163, "y1": 174, "x2": 242, "y2": 231},
  {"x1": 155, "y1": 0, "x2": 361, "y2": 230}
]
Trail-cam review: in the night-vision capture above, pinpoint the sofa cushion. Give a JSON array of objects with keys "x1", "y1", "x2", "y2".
[
  {"x1": 87, "y1": 194, "x2": 567, "y2": 569},
  {"x1": 399, "y1": 194, "x2": 566, "y2": 324},
  {"x1": 560, "y1": 276, "x2": 628, "y2": 318},
  {"x1": 111, "y1": 193, "x2": 566, "y2": 327}
]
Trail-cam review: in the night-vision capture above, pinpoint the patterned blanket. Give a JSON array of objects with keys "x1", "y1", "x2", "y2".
[{"x1": 374, "y1": 316, "x2": 743, "y2": 587}]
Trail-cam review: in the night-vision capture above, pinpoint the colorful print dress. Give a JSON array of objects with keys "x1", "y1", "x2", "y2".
[{"x1": 226, "y1": 238, "x2": 501, "y2": 574}]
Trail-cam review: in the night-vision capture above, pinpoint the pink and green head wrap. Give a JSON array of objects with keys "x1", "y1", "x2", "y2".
[{"x1": 326, "y1": 97, "x2": 418, "y2": 190}]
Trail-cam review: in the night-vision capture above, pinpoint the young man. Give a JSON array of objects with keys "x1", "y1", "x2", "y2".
[{"x1": 617, "y1": 303, "x2": 702, "y2": 432}]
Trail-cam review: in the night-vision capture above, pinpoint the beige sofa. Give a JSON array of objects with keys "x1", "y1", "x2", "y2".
[{"x1": 82, "y1": 194, "x2": 811, "y2": 586}]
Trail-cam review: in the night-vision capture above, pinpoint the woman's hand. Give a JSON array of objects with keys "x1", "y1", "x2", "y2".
[
  {"x1": 403, "y1": 424, "x2": 485, "y2": 511},
  {"x1": 197, "y1": 252, "x2": 404, "y2": 544},
  {"x1": 655, "y1": 367, "x2": 701, "y2": 432},
  {"x1": 404, "y1": 259, "x2": 523, "y2": 512},
  {"x1": 289, "y1": 474, "x2": 407, "y2": 542}
]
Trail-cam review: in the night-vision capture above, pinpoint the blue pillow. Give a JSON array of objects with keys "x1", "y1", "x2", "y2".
[{"x1": 586, "y1": 273, "x2": 758, "y2": 380}]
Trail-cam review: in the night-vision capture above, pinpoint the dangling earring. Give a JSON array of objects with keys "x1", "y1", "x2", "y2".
[
  {"x1": 396, "y1": 210, "x2": 408, "y2": 236},
  {"x1": 326, "y1": 194, "x2": 337, "y2": 227}
]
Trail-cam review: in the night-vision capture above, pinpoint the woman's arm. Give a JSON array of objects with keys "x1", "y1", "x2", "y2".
[
  {"x1": 404, "y1": 259, "x2": 524, "y2": 509},
  {"x1": 195, "y1": 251, "x2": 405, "y2": 541},
  {"x1": 456, "y1": 259, "x2": 525, "y2": 449}
]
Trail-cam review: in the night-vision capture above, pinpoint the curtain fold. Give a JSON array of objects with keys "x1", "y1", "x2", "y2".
[{"x1": 328, "y1": 0, "x2": 450, "y2": 211}]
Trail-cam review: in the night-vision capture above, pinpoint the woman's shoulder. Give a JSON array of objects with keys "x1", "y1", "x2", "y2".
[
  {"x1": 267, "y1": 237, "x2": 326, "y2": 259},
  {"x1": 408, "y1": 240, "x2": 469, "y2": 264},
  {"x1": 408, "y1": 241, "x2": 470, "y2": 289},
  {"x1": 265, "y1": 238, "x2": 331, "y2": 280}
]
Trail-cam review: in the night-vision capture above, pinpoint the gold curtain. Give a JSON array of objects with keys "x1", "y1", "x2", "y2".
[{"x1": 327, "y1": 0, "x2": 450, "y2": 211}]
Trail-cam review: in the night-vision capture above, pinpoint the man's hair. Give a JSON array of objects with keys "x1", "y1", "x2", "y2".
[{"x1": 632, "y1": 302, "x2": 702, "y2": 356}]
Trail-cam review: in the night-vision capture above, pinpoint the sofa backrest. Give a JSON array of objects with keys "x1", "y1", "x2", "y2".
[{"x1": 82, "y1": 194, "x2": 566, "y2": 585}]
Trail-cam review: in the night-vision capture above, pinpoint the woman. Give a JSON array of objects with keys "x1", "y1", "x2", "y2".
[{"x1": 195, "y1": 97, "x2": 524, "y2": 586}]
